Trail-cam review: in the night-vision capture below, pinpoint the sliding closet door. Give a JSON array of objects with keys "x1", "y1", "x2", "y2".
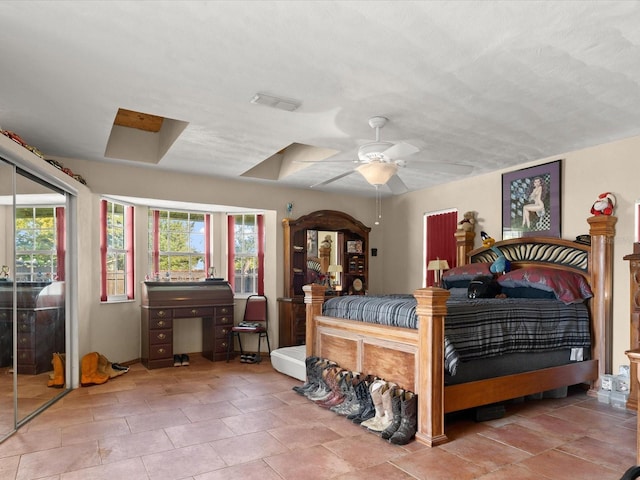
[
  {"x1": 0, "y1": 159, "x2": 15, "y2": 441},
  {"x1": 14, "y1": 170, "x2": 68, "y2": 425}
]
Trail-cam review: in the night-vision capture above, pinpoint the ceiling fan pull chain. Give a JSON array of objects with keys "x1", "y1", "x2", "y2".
[{"x1": 374, "y1": 186, "x2": 382, "y2": 225}]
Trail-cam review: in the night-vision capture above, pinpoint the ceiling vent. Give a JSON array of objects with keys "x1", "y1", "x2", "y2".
[
  {"x1": 250, "y1": 93, "x2": 301, "y2": 112},
  {"x1": 105, "y1": 108, "x2": 188, "y2": 164}
]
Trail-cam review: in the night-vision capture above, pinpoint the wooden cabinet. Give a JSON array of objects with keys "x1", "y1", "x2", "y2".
[
  {"x1": 0, "y1": 281, "x2": 65, "y2": 374},
  {"x1": 141, "y1": 281, "x2": 234, "y2": 368},
  {"x1": 278, "y1": 210, "x2": 370, "y2": 347},
  {"x1": 625, "y1": 244, "x2": 640, "y2": 410}
]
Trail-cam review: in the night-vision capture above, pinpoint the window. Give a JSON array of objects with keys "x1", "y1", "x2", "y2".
[
  {"x1": 15, "y1": 206, "x2": 63, "y2": 282},
  {"x1": 228, "y1": 213, "x2": 264, "y2": 295},
  {"x1": 149, "y1": 209, "x2": 208, "y2": 281},
  {"x1": 100, "y1": 199, "x2": 134, "y2": 301}
]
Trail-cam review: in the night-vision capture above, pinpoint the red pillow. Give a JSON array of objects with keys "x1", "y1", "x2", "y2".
[
  {"x1": 442, "y1": 263, "x2": 492, "y2": 288},
  {"x1": 497, "y1": 267, "x2": 592, "y2": 304}
]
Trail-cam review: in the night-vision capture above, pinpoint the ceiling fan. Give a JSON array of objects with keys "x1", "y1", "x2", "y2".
[{"x1": 307, "y1": 116, "x2": 473, "y2": 195}]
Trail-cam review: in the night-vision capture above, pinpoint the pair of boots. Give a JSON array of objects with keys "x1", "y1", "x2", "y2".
[
  {"x1": 361, "y1": 382, "x2": 398, "y2": 432},
  {"x1": 81, "y1": 352, "x2": 129, "y2": 386},
  {"x1": 381, "y1": 390, "x2": 417, "y2": 445}
]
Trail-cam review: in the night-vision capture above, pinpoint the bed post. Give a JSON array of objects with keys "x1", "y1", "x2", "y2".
[
  {"x1": 414, "y1": 286, "x2": 451, "y2": 447},
  {"x1": 454, "y1": 229, "x2": 475, "y2": 267},
  {"x1": 587, "y1": 215, "x2": 617, "y2": 383},
  {"x1": 303, "y1": 283, "x2": 325, "y2": 358}
]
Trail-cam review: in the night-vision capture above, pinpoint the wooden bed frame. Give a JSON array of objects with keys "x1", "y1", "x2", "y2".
[{"x1": 304, "y1": 215, "x2": 617, "y2": 446}]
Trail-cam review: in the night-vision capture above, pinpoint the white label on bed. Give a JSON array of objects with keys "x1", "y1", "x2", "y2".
[{"x1": 570, "y1": 348, "x2": 584, "y2": 361}]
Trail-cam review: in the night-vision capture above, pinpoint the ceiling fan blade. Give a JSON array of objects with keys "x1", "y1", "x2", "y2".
[
  {"x1": 310, "y1": 170, "x2": 356, "y2": 188},
  {"x1": 293, "y1": 159, "x2": 356, "y2": 163},
  {"x1": 381, "y1": 142, "x2": 419, "y2": 159},
  {"x1": 386, "y1": 174, "x2": 409, "y2": 195}
]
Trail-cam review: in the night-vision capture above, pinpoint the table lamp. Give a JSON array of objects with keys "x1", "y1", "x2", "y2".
[
  {"x1": 427, "y1": 258, "x2": 450, "y2": 287},
  {"x1": 327, "y1": 264, "x2": 343, "y2": 290}
]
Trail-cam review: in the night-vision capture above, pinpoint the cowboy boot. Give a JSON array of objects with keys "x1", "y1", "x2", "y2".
[
  {"x1": 80, "y1": 352, "x2": 110, "y2": 386},
  {"x1": 389, "y1": 391, "x2": 418, "y2": 445},
  {"x1": 47, "y1": 352, "x2": 65, "y2": 388},
  {"x1": 350, "y1": 378, "x2": 382, "y2": 424},
  {"x1": 303, "y1": 360, "x2": 336, "y2": 398},
  {"x1": 380, "y1": 388, "x2": 404, "y2": 439},
  {"x1": 366, "y1": 383, "x2": 396, "y2": 432},
  {"x1": 317, "y1": 370, "x2": 350, "y2": 408},
  {"x1": 307, "y1": 365, "x2": 339, "y2": 401},
  {"x1": 331, "y1": 372, "x2": 360, "y2": 415},
  {"x1": 292, "y1": 356, "x2": 320, "y2": 394},
  {"x1": 360, "y1": 381, "x2": 391, "y2": 430}
]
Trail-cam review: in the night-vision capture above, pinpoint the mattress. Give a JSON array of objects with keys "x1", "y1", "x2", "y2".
[{"x1": 271, "y1": 345, "x2": 306, "y2": 381}]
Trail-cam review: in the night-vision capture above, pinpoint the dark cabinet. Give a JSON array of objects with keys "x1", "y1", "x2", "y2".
[{"x1": 278, "y1": 210, "x2": 370, "y2": 347}]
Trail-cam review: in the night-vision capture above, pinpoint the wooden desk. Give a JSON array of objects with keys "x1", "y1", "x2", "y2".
[
  {"x1": 0, "y1": 281, "x2": 65, "y2": 374},
  {"x1": 141, "y1": 281, "x2": 234, "y2": 369}
]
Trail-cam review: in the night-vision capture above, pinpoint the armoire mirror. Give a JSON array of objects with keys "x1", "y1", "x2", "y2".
[{"x1": 0, "y1": 158, "x2": 70, "y2": 442}]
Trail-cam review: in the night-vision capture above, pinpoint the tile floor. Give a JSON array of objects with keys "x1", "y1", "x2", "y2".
[{"x1": 0, "y1": 353, "x2": 636, "y2": 480}]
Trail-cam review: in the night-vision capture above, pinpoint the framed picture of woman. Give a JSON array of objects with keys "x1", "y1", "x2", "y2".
[{"x1": 502, "y1": 160, "x2": 561, "y2": 239}]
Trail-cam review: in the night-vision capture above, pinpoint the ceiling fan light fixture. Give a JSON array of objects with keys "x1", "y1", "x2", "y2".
[
  {"x1": 357, "y1": 162, "x2": 398, "y2": 186},
  {"x1": 250, "y1": 92, "x2": 301, "y2": 112}
]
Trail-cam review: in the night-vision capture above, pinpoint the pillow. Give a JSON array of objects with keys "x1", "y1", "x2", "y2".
[
  {"x1": 497, "y1": 267, "x2": 593, "y2": 304},
  {"x1": 442, "y1": 263, "x2": 492, "y2": 289},
  {"x1": 501, "y1": 286, "x2": 556, "y2": 300}
]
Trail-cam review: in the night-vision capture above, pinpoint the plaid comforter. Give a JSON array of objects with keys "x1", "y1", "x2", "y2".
[{"x1": 322, "y1": 295, "x2": 591, "y2": 376}]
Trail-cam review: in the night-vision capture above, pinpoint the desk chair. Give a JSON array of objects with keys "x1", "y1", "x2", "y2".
[{"x1": 226, "y1": 294, "x2": 270, "y2": 363}]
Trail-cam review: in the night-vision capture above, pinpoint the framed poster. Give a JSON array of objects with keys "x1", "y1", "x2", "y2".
[
  {"x1": 346, "y1": 240, "x2": 363, "y2": 253},
  {"x1": 502, "y1": 159, "x2": 562, "y2": 239},
  {"x1": 306, "y1": 230, "x2": 318, "y2": 258}
]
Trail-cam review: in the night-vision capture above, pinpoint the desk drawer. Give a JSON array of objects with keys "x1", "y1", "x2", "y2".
[
  {"x1": 215, "y1": 325, "x2": 232, "y2": 340},
  {"x1": 149, "y1": 329, "x2": 172, "y2": 345},
  {"x1": 216, "y1": 313, "x2": 234, "y2": 326},
  {"x1": 17, "y1": 333, "x2": 33, "y2": 349},
  {"x1": 173, "y1": 307, "x2": 213, "y2": 318},
  {"x1": 216, "y1": 306, "x2": 233, "y2": 316},
  {"x1": 149, "y1": 309, "x2": 172, "y2": 320},
  {"x1": 149, "y1": 344, "x2": 172, "y2": 360},
  {"x1": 149, "y1": 317, "x2": 173, "y2": 330}
]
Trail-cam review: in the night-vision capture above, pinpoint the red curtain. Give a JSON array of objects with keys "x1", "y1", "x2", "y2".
[
  {"x1": 227, "y1": 215, "x2": 235, "y2": 289},
  {"x1": 204, "y1": 214, "x2": 211, "y2": 273},
  {"x1": 425, "y1": 211, "x2": 458, "y2": 286},
  {"x1": 55, "y1": 207, "x2": 65, "y2": 281},
  {"x1": 99, "y1": 200, "x2": 108, "y2": 301},
  {"x1": 125, "y1": 205, "x2": 134, "y2": 299},
  {"x1": 257, "y1": 214, "x2": 264, "y2": 295}
]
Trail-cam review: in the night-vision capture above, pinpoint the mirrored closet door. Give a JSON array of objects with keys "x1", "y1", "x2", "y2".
[{"x1": 0, "y1": 158, "x2": 71, "y2": 442}]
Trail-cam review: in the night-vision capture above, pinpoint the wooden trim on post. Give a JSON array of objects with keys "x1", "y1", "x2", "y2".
[
  {"x1": 304, "y1": 283, "x2": 325, "y2": 358},
  {"x1": 414, "y1": 286, "x2": 450, "y2": 447},
  {"x1": 454, "y1": 230, "x2": 475, "y2": 267},
  {"x1": 587, "y1": 215, "x2": 617, "y2": 383}
]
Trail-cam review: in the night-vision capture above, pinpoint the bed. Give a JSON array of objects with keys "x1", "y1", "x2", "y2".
[{"x1": 303, "y1": 215, "x2": 616, "y2": 446}]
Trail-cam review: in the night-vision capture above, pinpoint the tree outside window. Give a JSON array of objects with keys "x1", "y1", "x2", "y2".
[
  {"x1": 149, "y1": 210, "x2": 206, "y2": 281},
  {"x1": 15, "y1": 207, "x2": 57, "y2": 282}
]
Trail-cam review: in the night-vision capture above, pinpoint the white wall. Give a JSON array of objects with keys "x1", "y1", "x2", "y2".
[{"x1": 384, "y1": 133, "x2": 640, "y2": 373}]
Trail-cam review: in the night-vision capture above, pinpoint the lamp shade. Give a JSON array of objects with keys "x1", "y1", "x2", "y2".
[
  {"x1": 356, "y1": 162, "x2": 398, "y2": 186},
  {"x1": 427, "y1": 259, "x2": 450, "y2": 271},
  {"x1": 327, "y1": 264, "x2": 343, "y2": 273}
]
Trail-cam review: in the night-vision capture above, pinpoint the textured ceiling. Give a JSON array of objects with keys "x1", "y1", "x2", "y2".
[{"x1": 1, "y1": 1, "x2": 640, "y2": 197}]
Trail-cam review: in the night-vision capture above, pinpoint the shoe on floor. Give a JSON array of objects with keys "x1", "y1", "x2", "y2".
[
  {"x1": 173, "y1": 354, "x2": 182, "y2": 367},
  {"x1": 181, "y1": 354, "x2": 190, "y2": 366}
]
